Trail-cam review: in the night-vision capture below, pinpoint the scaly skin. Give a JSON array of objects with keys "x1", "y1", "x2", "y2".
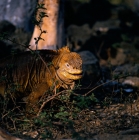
[{"x1": 0, "y1": 47, "x2": 82, "y2": 115}]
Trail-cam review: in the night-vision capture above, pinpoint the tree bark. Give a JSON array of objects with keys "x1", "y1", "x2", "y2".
[{"x1": 29, "y1": 0, "x2": 64, "y2": 50}]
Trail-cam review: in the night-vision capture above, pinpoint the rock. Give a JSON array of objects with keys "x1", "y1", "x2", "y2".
[
  {"x1": 92, "y1": 19, "x2": 120, "y2": 35},
  {"x1": 0, "y1": 40, "x2": 12, "y2": 58},
  {"x1": 0, "y1": 20, "x2": 31, "y2": 58},
  {"x1": 113, "y1": 64, "x2": 139, "y2": 76},
  {"x1": 112, "y1": 64, "x2": 139, "y2": 88},
  {"x1": 100, "y1": 39, "x2": 139, "y2": 66},
  {"x1": 107, "y1": 48, "x2": 128, "y2": 66},
  {"x1": 0, "y1": 20, "x2": 16, "y2": 33},
  {"x1": 123, "y1": 76, "x2": 139, "y2": 88},
  {"x1": 79, "y1": 50, "x2": 100, "y2": 86},
  {"x1": 108, "y1": 0, "x2": 135, "y2": 10},
  {"x1": 67, "y1": 24, "x2": 92, "y2": 51},
  {"x1": 108, "y1": 0, "x2": 122, "y2": 5},
  {"x1": 7, "y1": 28, "x2": 32, "y2": 51},
  {"x1": 99, "y1": 47, "x2": 129, "y2": 67},
  {"x1": 134, "y1": 0, "x2": 139, "y2": 10},
  {"x1": 0, "y1": 21, "x2": 16, "y2": 57},
  {"x1": 79, "y1": 50, "x2": 98, "y2": 65},
  {"x1": 0, "y1": 0, "x2": 37, "y2": 31}
]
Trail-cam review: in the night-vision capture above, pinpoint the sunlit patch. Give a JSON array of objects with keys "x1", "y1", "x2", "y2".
[{"x1": 62, "y1": 70, "x2": 82, "y2": 80}]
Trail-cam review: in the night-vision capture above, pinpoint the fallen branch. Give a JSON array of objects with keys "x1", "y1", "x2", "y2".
[
  {"x1": 0, "y1": 127, "x2": 23, "y2": 140},
  {"x1": 37, "y1": 89, "x2": 71, "y2": 116}
]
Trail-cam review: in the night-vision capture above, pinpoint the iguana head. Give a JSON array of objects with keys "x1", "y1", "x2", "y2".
[{"x1": 54, "y1": 47, "x2": 82, "y2": 84}]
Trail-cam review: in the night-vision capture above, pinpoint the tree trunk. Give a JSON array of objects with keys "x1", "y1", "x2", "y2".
[{"x1": 29, "y1": 0, "x2": 64, "y2": 50}]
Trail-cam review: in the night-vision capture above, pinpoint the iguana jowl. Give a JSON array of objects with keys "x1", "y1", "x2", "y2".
[{"x1": 0, "y1": 47, "x2": 82, "y2": 115}]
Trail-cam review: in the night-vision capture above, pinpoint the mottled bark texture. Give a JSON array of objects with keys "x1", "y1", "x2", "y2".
[{"x1": 29, "y1": 0, "x2": 64, "y2": 50}]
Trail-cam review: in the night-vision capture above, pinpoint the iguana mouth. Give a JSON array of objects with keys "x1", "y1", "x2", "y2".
[{"x1": 62, "y1": 70, "x2": 82, "y2": 80}]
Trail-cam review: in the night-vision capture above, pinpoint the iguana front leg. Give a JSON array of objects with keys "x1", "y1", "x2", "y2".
[{"x1": 25, "y1": 82, "x2": 49, "y2": 116}]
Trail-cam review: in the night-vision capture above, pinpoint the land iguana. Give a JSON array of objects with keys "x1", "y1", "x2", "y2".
[{"x1": 0, "y1": 46, "x2": 82, "y2": 115}]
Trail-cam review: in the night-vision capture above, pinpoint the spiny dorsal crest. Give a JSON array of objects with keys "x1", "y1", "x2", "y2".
[{"x1": 58, "y1": 46, "x2": 70, "y2": 54}]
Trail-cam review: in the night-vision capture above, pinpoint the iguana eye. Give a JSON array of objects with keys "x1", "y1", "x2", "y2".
[{"x1": 66, "y1": 63, "x2": 70, "y2": 67}]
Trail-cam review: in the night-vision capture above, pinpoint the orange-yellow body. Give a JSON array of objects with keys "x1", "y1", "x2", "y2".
[{"x1": 0, "y1": 47, "x2": 82, "y2": 114}]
